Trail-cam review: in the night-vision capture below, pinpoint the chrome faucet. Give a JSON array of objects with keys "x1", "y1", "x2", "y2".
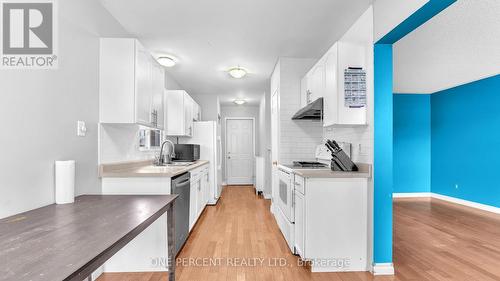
[{"x1": 157, "y1": 140, "x2": 176, "y2": 166}]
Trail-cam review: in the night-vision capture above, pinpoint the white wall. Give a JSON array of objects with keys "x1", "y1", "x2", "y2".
[
  {"x1": 0, "y1": 0, "x2": 129, "y2": 219},
  {"x1": 394, "y1": 0, "x2": 500, "y2": 94},
  {"x1": 323, "y1": 7, "x2": 374, "y2": 268},
  {"x1": 278, "y1": 58, "x2": 323, "y2": 165},
  {"x1": 191, "y1": 94, "x2": 220, "y2": 121},
  {"x1": 165, "y1": 70, "x2": 183, "y2": 90},
  {"x1": 221, "y1": 105, "x2": 260, "y2": 182},
  {"x1": 374, "y1": 0, "x2": 429, "y2": 42},
  {"x1": 258, "y1": 93, "x2": 272, "y2": 196}
]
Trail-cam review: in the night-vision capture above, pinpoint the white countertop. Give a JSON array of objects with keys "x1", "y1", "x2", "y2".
[
  {"x1": 99, "y1": 160, "x2": 209, "y2": 178},
  {"x1": 279, "y1": 163, "x2": 371, "y2": 179}
]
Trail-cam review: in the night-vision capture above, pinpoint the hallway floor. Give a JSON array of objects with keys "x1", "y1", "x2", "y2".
[{"x1": 98, "y1": 187, "x2": 500, "y2": 281}]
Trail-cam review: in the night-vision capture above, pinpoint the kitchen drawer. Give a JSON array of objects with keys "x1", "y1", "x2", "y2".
[{"x1": 294, "y1": 174, "x2": 305, "y2": 194}]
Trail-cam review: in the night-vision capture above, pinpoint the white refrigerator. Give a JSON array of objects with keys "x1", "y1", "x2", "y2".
[{"x1": 181, "y1": 121, "x2": 222, "y2": 204}]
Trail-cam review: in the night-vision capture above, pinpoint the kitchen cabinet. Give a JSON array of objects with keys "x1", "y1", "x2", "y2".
[
  {"x1": 151, "y1": 63, "x2": 165, "y2": 129},
  {"x1": 165, "y1": 90, "x2": 194, "y2": 137},
  {"x1": 197, "y1": 167, "x2": 209, "y2": 218},
  {"x1": 193, "y1": 101, "x2": 201, "y2": 121},
  {"x1": 189, "y1": 170, "x2": 201, "y2": 231},
  {"x1": 189, "y1": 165, "x2": 209, "y2": 230},
  {"x1": 300, "y1": 76, "x2": 308, "y2": 108},
  {"x1": 301, "y1": 58, "x2": 325, "y2": 105},
  {"x1": 300, "y1": 7, "x2": 371, "y2": 127},
  {"x1": 202, "y1": 167, "x2": 210, "y2": 208},
  {"x1": 99, "y1": 38, "x2": 165, "y2": 129},
  {"x1": 293, "y1": 175, "x2": 368, "y2": 272},
  {"x1": 300, "y1": 41, "x2": 368, "y2": 127},
  {"x1": 323, "y1": 44, "x2": 339, "y2": 127},
  {"x1": 294, "y1": 189, "x2": 305, "y2": 257},
  {"x1": 332, "y1": 41, "x2": 367, "y2": 126}
]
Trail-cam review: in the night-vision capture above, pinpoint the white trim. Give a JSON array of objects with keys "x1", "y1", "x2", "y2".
[
  {"x1": 393, "y1": 192, "x2": 500, "y2": 214},
  {"x1": 431, "y1": 193, "x2": 500, "y2": 214},
  {"x1": 263, "y1": 192, "x2": 272, "y2": 200},
  {"x1": 393, "y1": 192, "x2": 431, "y2": 198},
  {"x1": 224, "y1": 117, "x2": 256, "y2": 185},
  {"x1": 372, "y1": 263, "x2": 395, "y2": 275}
]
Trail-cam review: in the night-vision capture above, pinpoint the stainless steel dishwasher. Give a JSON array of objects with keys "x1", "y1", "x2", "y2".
[{"x1": 171, "y1": 172, "x2": 190, "y2": 256}]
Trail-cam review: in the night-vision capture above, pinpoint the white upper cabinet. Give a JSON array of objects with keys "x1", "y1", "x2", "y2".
[
  {"x1": 151, "y1": 63, "x2": 165, "y2": 129},
  {"x1": 192, "y1": 102, "x2": 201, "y2": 121},
  {"x1": 99, "y1": 38, "x2": 165, "y2": 129},
  {"x1": 164, "y1": 90, "x2": 199, "y2": 137},
  {"x1": 301, "y1": 58, "x2": 326, "y2": 105},
  {"x1": 323, "y1": 45, "x2": 339, "y2": 126},
  {"x1": 334, "y1": 41, "x2": 367, "y2": 126},
  {"x1": 310, "y1": 62, "x2": 326, "y2": 103},
  {"x1": 302, "y1": 7, "x2": 372, "y2": 127},
  {"x1": 184, "y1": 95, "x2": 194, "y2": 136}
]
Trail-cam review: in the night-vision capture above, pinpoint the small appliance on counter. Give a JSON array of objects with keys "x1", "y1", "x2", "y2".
[
  {"x1": 173, "y1": 144, "x2": 200, "y2": 162},
  {"x1": 325, "y1": 139, "x2": 358, "y2": 171}
]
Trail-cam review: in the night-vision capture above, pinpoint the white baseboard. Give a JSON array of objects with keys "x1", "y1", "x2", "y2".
[
  {"x1": 393, "y1": 192, "x2": 500, "y2": 214},
  {"x1": 431, "y1": 193, "x2": 500, "y2": 214},
  {"x1": 263, "y1": 193, "x2": 272, "y2": 199},
  {"x1": 372, "y1": 263, "x2": 395, "y2": 275},
  {"x1": 393, "y1": 192, "x2": 431, "y2": 198}
]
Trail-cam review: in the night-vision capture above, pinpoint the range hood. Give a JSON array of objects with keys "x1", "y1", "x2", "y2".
[{"x1": 292, "y1": 97, "x2": 323, "y2": 120}]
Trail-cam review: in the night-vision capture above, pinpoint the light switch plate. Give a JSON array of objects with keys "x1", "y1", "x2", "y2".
[{"x1": 77, "y1": 121, "x2": 87, "y2": 137}]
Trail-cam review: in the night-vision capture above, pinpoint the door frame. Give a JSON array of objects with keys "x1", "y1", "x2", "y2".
[{"x1": 224, "y1": 117, "x2": 256, "y2": 185}]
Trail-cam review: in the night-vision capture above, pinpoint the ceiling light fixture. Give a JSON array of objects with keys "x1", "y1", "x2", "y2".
[
  {"x1": 228, "y1": 66, "x2": 247, "y2": 79},
  {"x1": 233, "y1": 99, "x2": 247, "y2": 105},
  {"x1": 157, "y1": 56, "x2": 176, "y2": 67}
]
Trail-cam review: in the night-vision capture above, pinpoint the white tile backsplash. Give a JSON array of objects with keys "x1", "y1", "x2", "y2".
[
  {"x1": 322, "y1": 125, "x2": 373, "y2": 164},
  {"x1": 99, "y1": 124, "x2": 157, "y2": 164}
]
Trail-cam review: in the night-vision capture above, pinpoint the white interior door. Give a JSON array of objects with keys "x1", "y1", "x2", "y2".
[{"x1": 226, "y1": 119, "x2": 254, "y2": 185}]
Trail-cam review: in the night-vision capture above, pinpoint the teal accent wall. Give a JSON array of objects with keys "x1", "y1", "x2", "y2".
[
  {"x1": 431, "y1": 75, "x2": 500, "y2": 207},
  {"x1": 394, "y1": 94, "x2": 431, "y2": 193},
  {"x1": 373, "y1": 0, "x2": 456, "y2": 266},
  {"x1": 374, "y1": 44, "x2": 393, "y2": 263}
]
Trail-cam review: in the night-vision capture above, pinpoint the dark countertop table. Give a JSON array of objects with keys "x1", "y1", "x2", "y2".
[{"x1": 0, "y1": 195, "x2": 177, "y2": 281}]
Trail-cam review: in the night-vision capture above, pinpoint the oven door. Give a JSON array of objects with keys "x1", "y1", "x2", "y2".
[{"x1": 277, "y1": 168, "x2": 294, "y2": 222}]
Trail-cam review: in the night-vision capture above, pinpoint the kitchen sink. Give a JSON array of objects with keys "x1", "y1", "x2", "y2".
[{"x1": 155, "y1": 162, "x2": 194, "y2": 167}]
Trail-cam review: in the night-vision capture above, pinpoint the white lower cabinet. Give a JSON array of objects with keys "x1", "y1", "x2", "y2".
[
  {"x1": 189, "y1": 172, "x2": 199, "y2": 231},
  {"x1": 189, "y1": 165, "x2": 210, "y2": 231},
  {"x1": 294, "y1": 175, "x2": 368, "y2": 272},
  {"x1": 294, "y1": 190, "x2": 305, "y2": 257}
]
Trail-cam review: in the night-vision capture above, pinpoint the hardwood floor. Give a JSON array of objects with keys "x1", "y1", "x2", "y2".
[
  {"x1": 98, "y1": 187, "x2": 500, "y2": 281},
  {"x1": 393, "y1": 197, "x2": 500, "y2": 281}
]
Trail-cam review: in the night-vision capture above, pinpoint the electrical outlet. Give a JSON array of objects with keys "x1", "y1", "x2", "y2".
[
  {"x1": 77, "y1": 121, "x2": 87, "y2": 137},
  {"x1": 358, "y1": 143, "x2": 368, "y2": 156}
]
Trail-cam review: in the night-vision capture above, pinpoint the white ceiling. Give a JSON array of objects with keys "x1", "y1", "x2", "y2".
[
  {"x1": 394, "y1": 0, "x2": 500, "y2": 94},
  {"x1": 99, "y1": 0, "x2": 372, "y2": 104}
]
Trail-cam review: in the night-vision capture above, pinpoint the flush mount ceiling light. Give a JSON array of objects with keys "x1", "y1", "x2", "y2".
[
  {"x1": 233, "y1": 99, "x2": 247, "y2": 105},
  {"x1": 157, "y1": 56, "x2": 176, "y2": 67},
  {"x1": 228, "y1": 66, "x2": 248, "y2": 79}
]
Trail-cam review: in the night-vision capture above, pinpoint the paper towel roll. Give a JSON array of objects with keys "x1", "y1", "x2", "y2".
[{"x1": 55, "y1": 160, "x2": 75, "y2": 204}]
